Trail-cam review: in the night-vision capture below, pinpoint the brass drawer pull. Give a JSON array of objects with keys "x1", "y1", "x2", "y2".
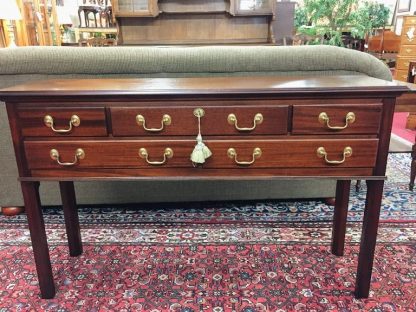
[
  {"x1": 136, "y1": 114, "x2": 171, "y2": 132},
  {"x1": 227, "y1": 147, "x2": 262, "y2": 166},
  {"x1": 50, "y1": 148, "x2": 85, "y2": 166},
  {"x1": 318, "y1": 112, "x2": 355, "y2": 130},
  {"x1": 139, "y1": 147, "x2": 173, "y2": 165},
  {"x1": 406, "y1": 48, "x2": 413, "y2": 53},
  {"x1": 44, "y1": 115, "x2": 80, "y2": 133},
  {"x1": 316, "y1": 146, "x2": 352, "y2": 165},
  {"x1": 227, "y1": 113, "x2": 263, "y2": 131}
]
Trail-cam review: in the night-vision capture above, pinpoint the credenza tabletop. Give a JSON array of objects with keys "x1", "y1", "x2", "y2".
[{"x1": 0, "y1": 76, "x2": 407, "y2": 99}]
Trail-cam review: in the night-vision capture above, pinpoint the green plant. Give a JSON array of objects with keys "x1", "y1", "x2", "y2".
[
  {"x1": 294, "y1": 0, "x2": 390, "y2": 46},
  {"x1": 350, "y1": 1, "x2": 390, "y2": 39},
  {"x1": 294, "y1": 0, "x2": 358, "y2": 46}
]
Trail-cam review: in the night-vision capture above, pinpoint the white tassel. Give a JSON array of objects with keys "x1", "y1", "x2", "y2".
[
  {"x1": 190, "y1": 111, "x2": 212, "y2": 165},
  {"x1": 191, "y1": 134, "x2": 212, "y2": 164}
]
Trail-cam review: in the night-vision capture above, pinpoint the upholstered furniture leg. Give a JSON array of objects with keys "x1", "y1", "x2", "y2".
[
  {"x1": 355, "y1": 180, "x2": 384, "y2": 298},
  {"x1": 331, "y1": 180, "x2": 351, "y2": 256},
  {"x1": 1, "y1": 206, "x2": 25, "y2": 216},
  {"x1": 21, "y1": 181, "x2": 55, "y2": 299},
  {"x1": 59, "y1": 181, "x2": 83, "y2": 257}
]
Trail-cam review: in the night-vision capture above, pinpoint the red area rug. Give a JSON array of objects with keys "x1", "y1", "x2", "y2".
[
  {"x1": 0, "y1": 242, "x2": 415, "y2": 311},
  {"x1": 392, "y1": 112, "x2": 416, "y2": 143},
  {"x1": 0, "y1": 155, "x2": 415, "y2": 311}
]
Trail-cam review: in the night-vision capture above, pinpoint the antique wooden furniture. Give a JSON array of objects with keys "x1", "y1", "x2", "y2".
[
  {"x1": 366, "y1": 29, "x2": 401, "y2": 61},
  {"x1": 394, "y1": 81, "x2": 416, "y2": 190},
  {"x1": 395, "y1": 16, "x2": 416, "y2": 82},
  {"x1": 112, "y1": 0, "x2": 279, "y2": 44},
  {"x1": 367, "y1": 29, "x2": 401, "y2": 54},
  {"x1": 0, "y1": 76, "x2": 407, "y2": 299},
  {"x1": 78, "y1": 1, "x2": 114, "y2": 28}
]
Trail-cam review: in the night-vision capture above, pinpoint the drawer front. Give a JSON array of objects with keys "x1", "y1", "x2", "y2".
[
  {"x1": 111, "y1": 106, "x2": 288, "y2": 136},
  {"x1": 399, "y1": 45, "x2": 416, "y2": 56},
  {"x1": 292, "y1": 104, "x2": 382, "y2": 134},
  {"x1": 400, "y1": 31, "x2": 416, "y2": 45},
  {"x1": 396, "y1": 57, "x2": 413, "y2": 70},
  {"x1": 25, "y1": 139, "x2": 378, "y2": 170},
  {"x1": 403, "y1": 17, "x2": 416, "y2": 27},
  {"x1": 400, "y1": 24, "x2": 416, "y2": 45},
  {"x1": 395, "y1": 69, "x2": 410, "y2": 82},
  {"x1": 17, "y1": 108, "x2": 108, "y2": 137}
]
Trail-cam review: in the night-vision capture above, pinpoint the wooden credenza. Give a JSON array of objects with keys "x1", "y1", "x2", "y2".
[{"x1": 0, "y1": 76, "x2": 407, "y2": 299}]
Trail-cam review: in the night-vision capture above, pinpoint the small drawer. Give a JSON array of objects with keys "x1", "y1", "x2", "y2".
[
  {"x1": 395, "y1": 57, "x2": 412, "y2": 70},
  {"x1": 17, "y1": 108, "x2": 108, "y2": 137},
  {"x1": 292, "y1": 104, "x2": 382, "y2": 134},
  {"x1": 400, "y1": 29, "x2": 416, "y2": 45},
  {"x1": 403, "y1": 17, "x2": 416, "y2": 27},
  {"x1": 395, "y1": 69, "x2": 410, "y2": 82},
  {"x1": 24, "y1": 138, "x2": 378, "y2": 170},
  {"x1": 110, "y1": 105, "x2": 288, "y2": 136},
  {"x1": 399, "y1": 45, "x2": 416, "y2": 56}
]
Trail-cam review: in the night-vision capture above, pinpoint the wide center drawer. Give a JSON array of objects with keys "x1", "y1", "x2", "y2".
[
  {"x1": 25, "y1": 139, "x2": 378, "y2": 169},
  {"x1": 292, "y1": 104, "x2": 382, "y2": 134},
  {"x1": 17, "y1": 107, "x2": 108, "y2": 137},
  {"x1": 111, "y1": 105, "x2": 288, "y2": 136}
]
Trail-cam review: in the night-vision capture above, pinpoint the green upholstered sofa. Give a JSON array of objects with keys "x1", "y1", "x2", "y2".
[{"x1": 0, "y1": 45, "x2": 392, "y2": 206}]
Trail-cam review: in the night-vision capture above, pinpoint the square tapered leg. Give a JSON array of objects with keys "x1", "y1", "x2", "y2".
[
  {"x1": 21, "y1": 181, "x2": 55, "y2": 299},
  {"x1": 355, "y1": 180, "x2": 384, "y2": 299},
  {"x1": 59, "y1": 181, "x2": 83, "y2": 257}
]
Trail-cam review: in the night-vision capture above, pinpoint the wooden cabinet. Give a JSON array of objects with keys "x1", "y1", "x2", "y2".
[
  {"x1": 113, "y1": 0, "x2": 279, "y2": 44},
  {"x1": 0, "y1": 76, "x2": 407, "y2": 300},
  {"x1": 229, "y1": 0, "x2": 273, "y2": 16},
  {"x1": 395, "y1": 16, "x2": 416, "y2": 82},
  {"x1": 113, "y1": 0, "x2": 159, "y2": 17}
]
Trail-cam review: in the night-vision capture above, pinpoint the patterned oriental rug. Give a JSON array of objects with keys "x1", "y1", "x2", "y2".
[{"x1": 0, "y1": 154, "x2": 415, "y2": 311}]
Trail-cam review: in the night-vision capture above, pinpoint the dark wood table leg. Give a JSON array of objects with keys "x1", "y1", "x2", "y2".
[
  {"x1": 59, "y1": 181, "x2": 83, "y2": 257},
  {"x1": 354, "y1": 180, "x2": 384, "y2": 299},
  {"x1": 410, "y1": 142, "x2": 415, "y2": 191},
  {"x1": 355, "y1": 180, "x2": 361, "y2": 192},
  {"x1": 21, "y1": 181, "x2": 55, "y2": 299},
  {"x1": 331, "y1": 180, "x2": 351, "y2": 256}
]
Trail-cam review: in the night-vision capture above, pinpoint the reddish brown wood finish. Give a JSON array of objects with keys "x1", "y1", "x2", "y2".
[
  {"x1": 355, "y1": 180, "x2": 384, "y2": 298},
  {"x1": 111, "y1": 105, "x2": 288, "y2": 136},
  {"x1": 0, "y1": 76, "x2": 408, "y2": 299},
  {"x1": 17, "y1": 107, "x2": 108, "y2": 137},
  {"x1": 20, "y1": 181, "x2": 55, "y2": 299},
  {"x1": 292, "y1": 104, "x2": 382, "y2": 134},
  {"x1": 0, "y1": 76, "x2": 406, "y2": 98},
  {"x1": 331, "y1": 180, "x2": 351, "y2": 256},
  {"x1": 26, "y1": 167, "x2": 376, "y2": 179},
  {"x1": 59, "y1": 181, "x2": 82, "y2": 257},
  {"x1": 354, "y1": 97, "x2": 396, "y2": 299},
  {"x1": 24, "y1": 139, "x2": 378, "y2": 169}
]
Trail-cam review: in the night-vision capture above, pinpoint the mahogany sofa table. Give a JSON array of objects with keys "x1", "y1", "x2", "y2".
[{"x1": 0, "y1": 76, "x2": 407, "y2": 299}]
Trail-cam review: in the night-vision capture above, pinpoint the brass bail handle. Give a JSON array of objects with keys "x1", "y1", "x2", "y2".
[
  {"x1": 227, "y1": 113, "x2": 263, "y2": 132},
  {"x1": 136, "y1": 114, "x2": 171, "y2": 132},
  {"x1": 318, "y1": 112, "x2": 355, "y2": 130},
  {"x1": 317, "y1": 146, "x2": 353, "y2": 165},
  {"x1": 227, "y1": 147, "x2": 262, "y2": 166},
  {"x1": 44, "y1": 115, "x2": 80, "y2": 133},
  {"x1": 139, "y1": 147, "x2": 173, "y2": 165},
  {"x1": 50, "y1": 148, "x2": 85, "y2": 166}
]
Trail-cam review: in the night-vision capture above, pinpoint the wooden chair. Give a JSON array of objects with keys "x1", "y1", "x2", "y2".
[{"x1": 86, "y1": 37, "x2": 117, "y2": 47}]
